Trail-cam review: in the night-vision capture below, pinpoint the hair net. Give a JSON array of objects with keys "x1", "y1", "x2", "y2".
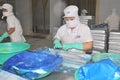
[
  {"x1": 2, "y1": 3, "x2": 13, "y2": 12},
  {"x1": 63, "y1": 5, "x2": 79, "y2": 18},
  {"x1": 111, "y1": 8, "x2": 117, "y2": 15}
]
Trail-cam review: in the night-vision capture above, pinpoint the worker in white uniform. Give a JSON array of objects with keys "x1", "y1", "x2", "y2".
[
  {"x1": 53, "y1": 5, "x2": 93, "y2": 52},
  {"x1": 104, "y1": 8, "x2": 120, "y2": 31},
  {"x1": 81, "y1": 9, "x2": 88, "y2": 16},
  {"x1": 0, "y1": 3, "x2": 26, "y2": 42}
]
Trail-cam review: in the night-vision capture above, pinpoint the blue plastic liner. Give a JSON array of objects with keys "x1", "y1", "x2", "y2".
[
  {"x1": 76, "y1": 59, "x2": 120, "y2": 80},
  {"x1": 33, "y1": 47, "x2": 92, "y2": 75},
  {"x1": 2, "y1": 51, "x2": 63, "y2": 80}
]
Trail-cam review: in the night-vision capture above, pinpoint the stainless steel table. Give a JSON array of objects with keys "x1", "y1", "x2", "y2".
[{"x1": 36, "y1": 72, "x2": 74, "y2": 80}]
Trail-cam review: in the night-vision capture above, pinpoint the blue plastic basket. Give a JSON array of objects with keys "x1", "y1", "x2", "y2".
[
  {"x1": 2, "y1": 51, "x2": 63, "y2": 80},
  {"x1": 92, "y1": 53, "x2": 120, "y2": 66},
  {"x1": 0, "y1": 42, "x2": 30, "y2": 64}
]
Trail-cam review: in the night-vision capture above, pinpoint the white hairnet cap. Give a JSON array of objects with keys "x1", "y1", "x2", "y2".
[
  {"x1": 63, "y1": 5, "x2": 79, "y2": 18},
  {"x1": 81, "y1": 9, "x2": 88, "y2": 13},
  {"x1": 2, "y1": 3, "x2": 13, "y2": 12}
]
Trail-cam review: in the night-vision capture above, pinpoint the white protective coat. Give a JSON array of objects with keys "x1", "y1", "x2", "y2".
[
  {"x1": 54, "y1": 23, "x2": 92, "y2": 44},
  {"x1": 54, "y1": 23, "x2": 92, "y2": 52},
  {"x1": 7, "y1": 14, "x2": 26, "y2": 42},
  {"x1": 2, "y1": 3, "x2": 26, "y2": 42},
  {"x1": 104, "y1": 8, "x2": 120, "y2": 31}
]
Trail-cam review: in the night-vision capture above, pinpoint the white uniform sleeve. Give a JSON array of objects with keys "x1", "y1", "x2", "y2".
[
  {"x1": 83, "y1": 26, "x2": 93, "y2": 42},
  {"x1": 54, "y1": 25, "x2": 65, "y2": 40},
  {"x1": 54, "y1": 28, "x2": 62, "y2": 40},
  {"x1": 7, "y1": 16, "x2": 15, "y2": 28}
]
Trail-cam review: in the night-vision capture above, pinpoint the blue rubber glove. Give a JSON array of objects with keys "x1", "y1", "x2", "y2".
[
  {"x1": 0, "y1": 32, "x2": 9, "y2": 42},
  {"x1": 62, "y1": 43, "x2": 83, "y2": 51},
  {"x1": 53, "y1": 40, "x2": 62, "y2": 49}
]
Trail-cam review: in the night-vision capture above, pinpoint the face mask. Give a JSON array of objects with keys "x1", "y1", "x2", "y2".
[
  {"x1": 2, "y1": 12, "x2": 10, "y2": 16},
  {"x1": 2, "y1": 11, "x2": 13, "y2": 17},
  {"x1": 66, "y1": 19, "x2": 79, "y2": 28}
]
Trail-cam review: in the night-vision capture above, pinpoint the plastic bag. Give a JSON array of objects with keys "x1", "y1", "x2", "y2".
[
  {"x1": 2, "y1": 51, "x2": 63, "y2": 80},
  {"x1": 34, "y1": 47, "x2": 91, "y2": 68},
  {"x1": 33, "y1": 47, "x2": 92, "y2": 75},
  {"x1": 75, "y1": 59, "x2": 120, "y2": 80}
]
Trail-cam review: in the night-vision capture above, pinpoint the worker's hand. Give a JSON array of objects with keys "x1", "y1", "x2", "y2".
[
  {"x1": 62, "y1": 43, "x2": 83, "y2": 51},
  {"x1": 1, "y1": 32, "x2": 9, "y2": 38},
  {"x1": 0, "y1": 37, "x2": 4, "y2": 42},
  {"x1": 0, "y1": 32, "x2": 9, "y2": 42},
  {"x1": 53, "y1": 40, "x2": 62, "y2": 49}
]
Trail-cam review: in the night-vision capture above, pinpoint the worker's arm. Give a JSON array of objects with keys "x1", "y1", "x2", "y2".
[
  {"x1": 83, "y1": 41, "x2": 93, "y2": 51},
  {"x1": 62, "y1": 41, "x2": 93, "y2": 51},
  {"x1": 0, "y1": 27, "x2": 15, "y2": 42},
  {"x1": 7, "y1": 27, "x2": 15, "y2": 34}
]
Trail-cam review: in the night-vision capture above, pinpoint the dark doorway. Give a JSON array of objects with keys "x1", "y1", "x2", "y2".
[{"x1": 32, "y1": 0, "x2": 50, "y2": 34}]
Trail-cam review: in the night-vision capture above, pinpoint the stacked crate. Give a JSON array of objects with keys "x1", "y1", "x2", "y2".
[
  {"x1": 108, "y1": 32, "x2": 120, "y2": 53},
  {"x1": 79, "y1": 16, "x2": 95, "y2": 29},
  {"x1": 91, "y1": 29, "x2": 108, "y2": 54}
]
